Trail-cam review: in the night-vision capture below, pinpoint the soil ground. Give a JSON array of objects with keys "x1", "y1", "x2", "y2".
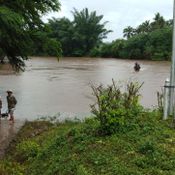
[{"x1": 0, "y1": 119, "x2": 24, "y2": 158}]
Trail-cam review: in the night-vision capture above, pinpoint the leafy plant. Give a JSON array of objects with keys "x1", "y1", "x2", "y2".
[
  {"x1": 138, "y1": 140, "x2": 156, "y2": 155},
  {"x1": 15, "y1": 140, "x2": 40, "y2": 162},
  {"x1": 0, "y1": 160, "x2": 24, "y2": 175},
  {"x1": 91, "y1": 80, "x2": 143, "y2": 135}
]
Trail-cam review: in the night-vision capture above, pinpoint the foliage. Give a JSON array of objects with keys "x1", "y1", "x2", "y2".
[
  {"x1": 48, "y1": 17, "x2": 75, "y2": 56},
  {"x1": 0, "y1": 160, "x2": 24, "y2": 175},
  {"x1": 146, "y1": 27, "x2": 172, "y2": 60},
  {"x1": 91, "y1": 80, "x2": 143, "y2": 135},
  {"x1": 95, "y1": 13, "x2": 172, "y2": 61},
  {"x1": 1, "y1": 107, "x2": 175, "y2": 175},
  {"x1": 90, "y1": 39, "x2": 126, "y2": 58},
  {"x1": 111, "y1": 39, "x2": 126, "y2": 58},
  {"x1": 123, "y1": 26, "x2": 135, "y2": 39},
  {"x1": 1, "y1": 6, "x2": 172, "y2": 62},
  {"x1": 94, "y1": 43, "x2": 113, "y2": 58},
  {"x1": 47, "y1": 11, "x2": 171, "y2": 60},
  {"x1": 72, "y1": 8, "x2": 111, "y2": 56},
  {"x1": 0, "y1": 0, "x2": 61, "y2": 71},
  {"x1": 15, "y1": 141, "x2": 40, "y2": 162},
  {"x1": 0, "y1": 6, "x2": 29, "y2": 71},
  {"x1": 48, "y1": 8, "x2": 112, "y2": 56},
  {"x1": 122, "y1": 33, "x2": 148, "y2": 59},
  {"x1": 31, "y1": 27, "x2": 62, "y2": 57}
]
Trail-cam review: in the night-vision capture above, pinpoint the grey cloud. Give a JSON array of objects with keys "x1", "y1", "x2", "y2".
[{"x1": 44, "y1": 0, "x2": 174, "y2": 41}]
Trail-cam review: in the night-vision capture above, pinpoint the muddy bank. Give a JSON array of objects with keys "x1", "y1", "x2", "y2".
[
  {"x1": 0, "y1": 64, "x2": 15, "y2": 75},
  {"x1": 0, "y1": 119, "x2": 24, "y2": 159}
]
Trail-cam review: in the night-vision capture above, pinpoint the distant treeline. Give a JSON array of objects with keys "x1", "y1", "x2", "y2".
[
  {"x1": 31, "y1": 8, "x2": 111, "y2": 57},
  {"x1": 32, "y1": 10, "x2": 173, "y2": 61},
  {"x1": 92, "y1": 13, "x2": 173, "y2": 61},
  {"x1": 0, "y1": 1, "x2": 173, "y2": 71}
]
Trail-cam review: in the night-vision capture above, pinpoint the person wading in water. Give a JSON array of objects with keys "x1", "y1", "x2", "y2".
[{"x1": 134, "y1": 62, "x2": 141, "y2": 72}]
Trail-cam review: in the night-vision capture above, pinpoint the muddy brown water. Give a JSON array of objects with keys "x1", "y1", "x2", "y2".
[{"x1": 0, "y1": 57, "x2": 171, "y2": 120}]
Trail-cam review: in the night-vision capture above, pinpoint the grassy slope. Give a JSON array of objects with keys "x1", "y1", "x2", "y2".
[{"x1": 1, "y1": 111, "x2": 175, "y2": 175}]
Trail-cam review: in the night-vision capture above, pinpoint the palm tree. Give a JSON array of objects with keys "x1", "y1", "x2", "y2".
[
  {"x1": 151, "y1": 13, "x2": 166, "y2": 30},
  {"x1": 71, "y1": 8, "x2": 112, "y2": 55},
  {"x1": 136, "y1": 20, "x2": 150, "y2": 34},
  {"x1": 123, "y1": 26, "x2": 135, "y2": 39}
]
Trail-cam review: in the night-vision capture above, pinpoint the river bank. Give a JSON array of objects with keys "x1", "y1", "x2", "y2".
[
  {"x1": 0, "y1": 119, "x2": 24, "y2": 159},
  {"x1": 0, "y1": 63, "x2": 16, "y2": 74},
  {"x1": 0, "y1": 110, "x2": 175, "y2": 175}
]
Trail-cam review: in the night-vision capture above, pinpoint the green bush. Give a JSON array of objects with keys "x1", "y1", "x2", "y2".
[
  {"x1": 16, "y1": 140, "x2": 40, "y2": 162},
  {"x1": 91, "y1": 80, "x2": 143, "y2": 135},
  {"x1": 138, "y1": 140, "x2": 157, "y2": 155},
  {"x1": 0, "y1": 160, "x2": 24, "y2": 175}
]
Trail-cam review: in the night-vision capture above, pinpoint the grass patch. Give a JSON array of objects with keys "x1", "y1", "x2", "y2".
[
  {"x1": 0, "y1": 111, "x2": 175, "y2": 175},
  {"x1": 1, "y1": 81, "x2": 175, "y2": 174}
]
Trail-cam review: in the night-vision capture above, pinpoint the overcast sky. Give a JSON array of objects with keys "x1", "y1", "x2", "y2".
[{"x1": 44, "y1": 0, "x2": 174, "y2": 41}]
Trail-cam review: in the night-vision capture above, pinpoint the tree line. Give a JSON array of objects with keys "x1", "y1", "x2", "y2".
[
  {"x1": 32, "y1": 11, "x2": 173, "y2": 61},
  {"x1": 92, "y1": 13, "x2": 173, "y2": 61},
  {"x1": 32, "y1": 8, "x2": 111, "y2": 57},
  {"x1": 0, "y1": 0, "x2": 173, "y2": 70}
]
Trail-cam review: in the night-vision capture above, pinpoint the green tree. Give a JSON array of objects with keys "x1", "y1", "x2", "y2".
[
  {"x1": 0, "y1": 0, "x2": 61, "y2": 71},
  {"x1": 151, "y1": 12, "x2": 166, "y2": 30},
  {"x1": 48, "y1": 17, "x2": 74, "y2": 56},
  {"x1": 123, "y1": 26, "x2": 135, "y2": 39},
  {"x1": 31, "y1": 26, "x2": 62, "y2": 57},
  {"x1": 111, "y1": 39, "x2": 126, "y2": 58},
  {"x1": 48, "y1": 8, "x2": 111, "y2": 57},
  {"x1": 136, "y1": 20, "x2": 151, "y2": 34},
  {"x1": 146, "y1": 27, "x2": 172, "y2": 60},
  {"x1": 99, "y1": 43, "x2": 113, "y2": 57},
  {"x1": 72, "y1": 8, "x2": 112, "y2": 56},
  {"x1": 123, "y1": 33, "x2": 148, "y2": 59}
]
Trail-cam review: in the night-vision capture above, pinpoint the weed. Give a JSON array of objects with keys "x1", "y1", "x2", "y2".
[{"x1": 91, "y1": 80, "x2": 143, "y2": 135}]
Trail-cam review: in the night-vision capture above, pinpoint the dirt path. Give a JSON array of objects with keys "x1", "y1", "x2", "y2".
[{"x1": 0, "y1": 119, "x2": 24, "y2": 158}]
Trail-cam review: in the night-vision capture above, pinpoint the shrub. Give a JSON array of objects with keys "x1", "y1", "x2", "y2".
[
  {"x1": 15, "y1": 140, "x2": 40, "y2": 162},
  {"x1": 91, "y1": 80, "x2": 143, "y2": 135},
  {"x1": 138, "y1": 140, "x2": 157, "y2": 155}
]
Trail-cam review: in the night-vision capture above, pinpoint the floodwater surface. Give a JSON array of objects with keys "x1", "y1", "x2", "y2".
[{"x1": 0, "y1": 57, "x2": 171, "y2": 120}]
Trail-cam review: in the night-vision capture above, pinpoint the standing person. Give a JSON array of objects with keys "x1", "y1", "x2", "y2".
[
  {"x1": 0, "y1": 96, "x2": 2, "y2": 118},
  {"x1": 6, "y1": 90, "x2": 17, "y2": 122}
]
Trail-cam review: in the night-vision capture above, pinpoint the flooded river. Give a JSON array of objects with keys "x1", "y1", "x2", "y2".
[{"x1": 0, "y1": 57, "x2": 171, "y2": 120}]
